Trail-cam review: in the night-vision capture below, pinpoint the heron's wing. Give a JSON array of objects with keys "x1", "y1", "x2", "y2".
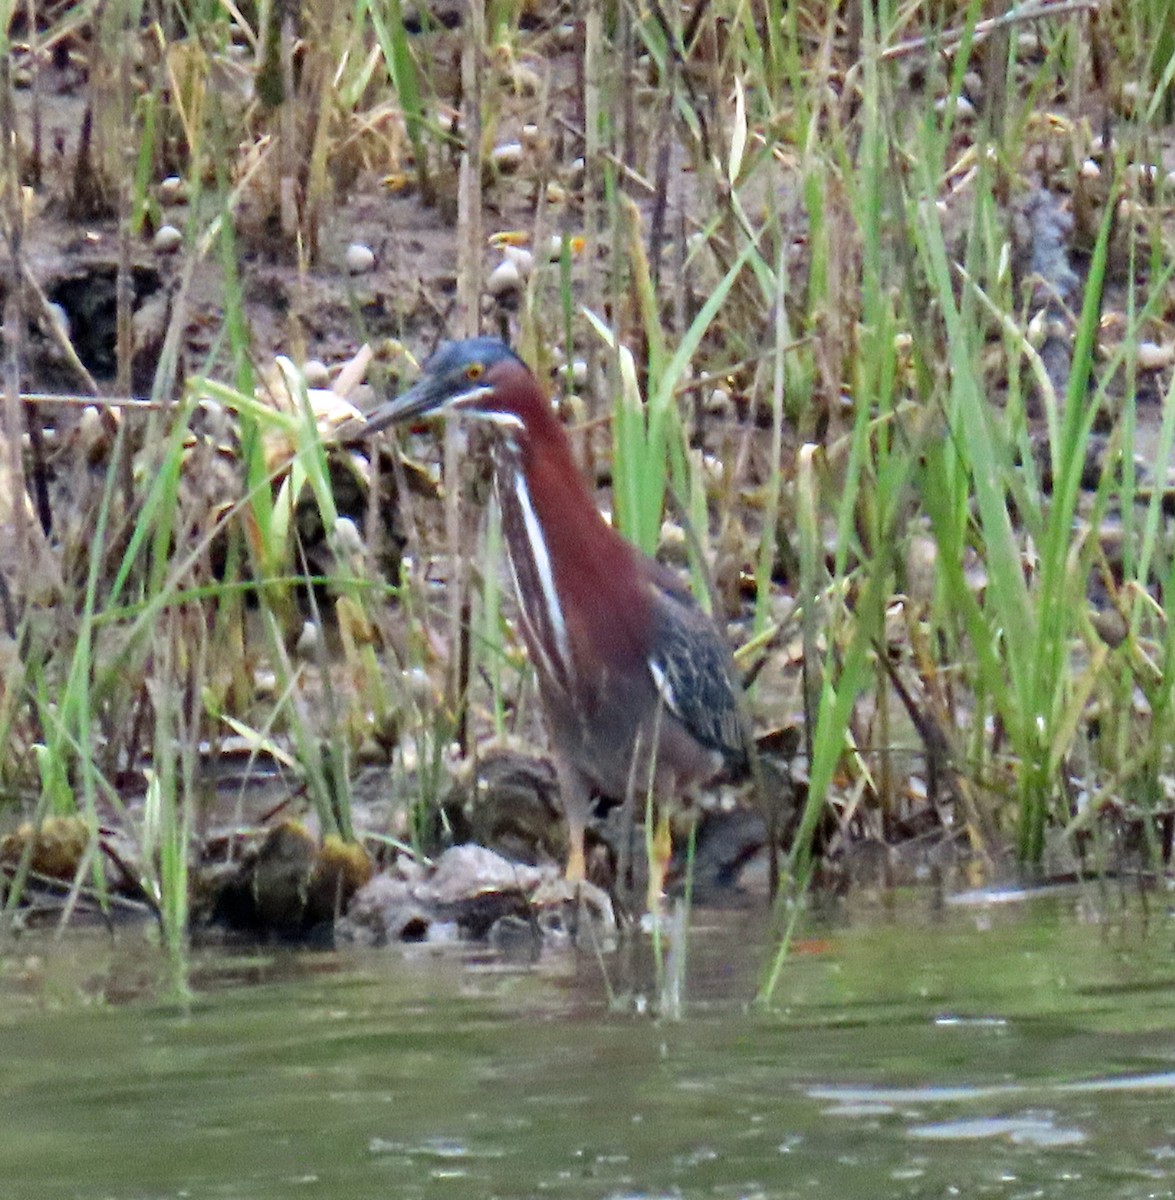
[{"x1": 643, "y1": 565, "x2": 750, "y2": 773}]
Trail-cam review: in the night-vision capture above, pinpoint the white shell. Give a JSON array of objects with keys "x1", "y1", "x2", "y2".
[
  {"x1": 1124, "y1": 162, "x2": 1159, "y2": 187},
  {"x1": 935, "y1": 94, "x2": 975, "y2": 119},
  {"x1": 487, "y1": 259, "x2": 524, "y2": 296},
  {"x1": 158, "y1": 176, "x2": 185, "y2": 205},
  {"x1": 1137, "y1": 341, "x2": 1175, "y2": 370},
  {"x1": 302, "y1": 359, "x2": 330, "y2": 388},
  {"x1": 491, "y1": 142, "x2": 525, "y2": 173},
  {"x1": 295, "y1": 621, "x2": 320, "y2": 659},
  {"x1": 346, "y1": 243, "x2": 376, "y2": 274},
  {"x1": 153, "y1": 224, "x2": 183, "y2": 253},
  {"x1": 545, "y1": 234, "x2": 577, "y2": 261},
  {"x1": 502, "y1": 245, "x2": 535, "y2": 273},
  {"x1": 332, "y1": 517, "x2": 366, "y2": 558},
  {"x1": 704, "y1": 386, "x2": 732, "y2": 417}
]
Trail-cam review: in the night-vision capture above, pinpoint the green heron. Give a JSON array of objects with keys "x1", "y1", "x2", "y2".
[{"x1": 364, "y1": 338, "x2": 749, "y2": 884}]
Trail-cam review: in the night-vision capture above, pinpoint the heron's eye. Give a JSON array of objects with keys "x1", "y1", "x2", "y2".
[{"x1": 466, "y1": 363, "x2": 485, "y2": 381}]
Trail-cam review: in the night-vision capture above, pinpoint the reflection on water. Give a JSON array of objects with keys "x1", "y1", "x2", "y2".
[
  {"x1": 907, "y1": 1115, "x2": 1086, "y2": 1147},
  {"x1": 3, "y1": 889, "x2": 1175, "y2": 1199}
]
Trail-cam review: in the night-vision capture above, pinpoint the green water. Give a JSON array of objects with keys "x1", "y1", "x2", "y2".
[{"x1": 3, "y1": 889, "x2": 1175, "y2": 1199}]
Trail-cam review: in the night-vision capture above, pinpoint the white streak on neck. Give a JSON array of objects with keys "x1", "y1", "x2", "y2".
[{"x1": 499, "y1": 468, "x2": 574, "y2": 688}]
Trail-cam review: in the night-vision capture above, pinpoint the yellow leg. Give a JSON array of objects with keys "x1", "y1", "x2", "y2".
[
  {"x1": 556, "y1": 759, "x2": 591, "y2": 883},
  {"x1": 647, "y1": 807, "x2": 672, "y2": 911},
  {"x1": 565, "y1": 819, "x2": 586, "y2": 883}
]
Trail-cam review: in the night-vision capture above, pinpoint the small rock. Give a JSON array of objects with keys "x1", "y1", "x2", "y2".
[
  {"x1": 333, "y1": 874, "x2": 423, "y2": 945},
  {"x1": 346, "y1": 242, "x2": 376, "y2": 275},
  {"x1": 416, "y1": 844, "x2": 546, "y2": 905},
  {"x1": 488, "y1": 913, "x2": 541, "y2": 956},
  {"x1": 153, "y1": 224, "x2": 183, "y2": 254},
  {"x1": 338, "y1": 844, "x2": 616, "y2": 947},
  {"x1": 0, "y1": 816, "x2": 91, "y2": 881},
  {"x1": 1091, "y1": 605, "x2": 1128, "y2": 649}
]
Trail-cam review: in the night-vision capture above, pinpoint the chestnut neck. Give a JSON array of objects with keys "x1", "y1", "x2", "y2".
[{"x1": 489, "y1": 373, "x2": 652, "y2": 675}]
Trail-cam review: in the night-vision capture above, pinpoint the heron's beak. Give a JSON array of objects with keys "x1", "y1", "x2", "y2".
[{"x1": 362, "y1": 379, "x2": 494, "y2": 435}]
